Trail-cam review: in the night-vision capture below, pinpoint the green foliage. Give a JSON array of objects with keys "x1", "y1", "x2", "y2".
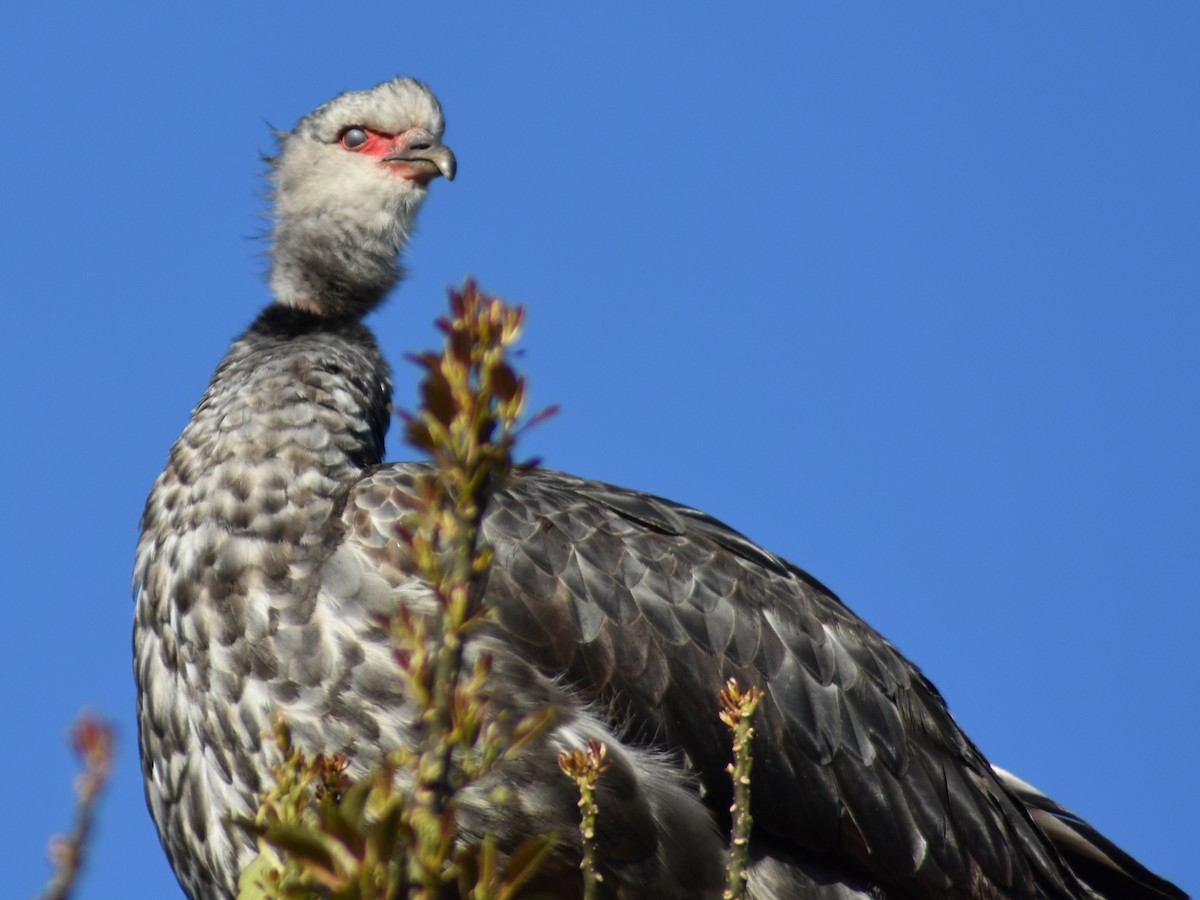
[
  {"x1": 236, "y1": 717, "x2": 404, "y2": 899},
  {"x1": 390, "y1": 279, "x2": 557, "y2": 898}
]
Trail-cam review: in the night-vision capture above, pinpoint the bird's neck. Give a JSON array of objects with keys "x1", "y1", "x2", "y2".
[{"x1": 269, "y1": 197, "x2": 420, "y2": 320}]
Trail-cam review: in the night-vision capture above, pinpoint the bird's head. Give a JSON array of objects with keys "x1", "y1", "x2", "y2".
[{"x1": 268, "y1": 77, "x2": 455, "y2": 318}]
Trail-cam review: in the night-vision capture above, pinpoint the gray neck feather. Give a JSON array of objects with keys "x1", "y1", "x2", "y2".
[{"x1": 269, "y1": 198, "x2": 415, "y2": 319}]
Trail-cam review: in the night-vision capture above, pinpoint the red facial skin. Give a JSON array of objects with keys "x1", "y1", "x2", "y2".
[{"x1": 339, "y1": 126, "x2": 436, "y2": 185}]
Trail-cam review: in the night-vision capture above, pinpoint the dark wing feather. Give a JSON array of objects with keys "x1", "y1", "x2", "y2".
[
  {"x1": 353, "y1": 464, "x2": 1086, "y2": 897},
  {"x1": 993, "y1": 767, "x2": 1187, "y2": 900},
  {"x1": 481, "y1": 468, "x2": 1085, "y2": 898}
]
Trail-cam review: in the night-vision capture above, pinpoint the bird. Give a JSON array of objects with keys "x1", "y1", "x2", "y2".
[{"x1": 134, "y1": 76, "x2": 1186, "y2": 900}]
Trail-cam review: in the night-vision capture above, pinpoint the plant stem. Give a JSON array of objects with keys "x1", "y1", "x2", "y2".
[{"x1": 719, "y1": 679, "x2": 762, "y2": 900}]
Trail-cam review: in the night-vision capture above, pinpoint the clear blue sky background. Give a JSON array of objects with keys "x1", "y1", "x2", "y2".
[{"x1": 3, "y1": 4, "x2": 1195, "y2": 897}]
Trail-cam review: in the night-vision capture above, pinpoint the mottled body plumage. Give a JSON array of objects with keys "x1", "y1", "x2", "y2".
[{"x1": 134, "y1": 78, "x2": 1185, "y2": 899}]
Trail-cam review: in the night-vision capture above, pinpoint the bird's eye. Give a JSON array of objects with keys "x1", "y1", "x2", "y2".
[{"x1": 340, "y1": 127, "x2": 369, "y2": 150}]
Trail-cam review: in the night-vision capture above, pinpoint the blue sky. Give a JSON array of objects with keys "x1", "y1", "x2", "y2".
[{"x1": 2, "y1": 4, "x2": 1195, "y2": 897}]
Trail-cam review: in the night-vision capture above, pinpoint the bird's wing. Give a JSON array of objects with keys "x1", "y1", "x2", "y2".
[
  {"x1": 346, "y1": 463, "x2": 1082, "y2": 897},
  {"x1": 993, "y1": 767, "x2": 1187, "y2": 900}
]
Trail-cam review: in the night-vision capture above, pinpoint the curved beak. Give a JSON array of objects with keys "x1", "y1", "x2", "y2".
[{"x1": 385, "y1": 128, "x2": 456, "y2": 183}]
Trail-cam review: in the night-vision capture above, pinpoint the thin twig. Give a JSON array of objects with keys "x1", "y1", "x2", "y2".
[
  {"x1": 42, "y1": 714, "x2": 114, "y2": 900},
  {"x1": 558, "y1": 740, "x2": 613, "y2": 900}
]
